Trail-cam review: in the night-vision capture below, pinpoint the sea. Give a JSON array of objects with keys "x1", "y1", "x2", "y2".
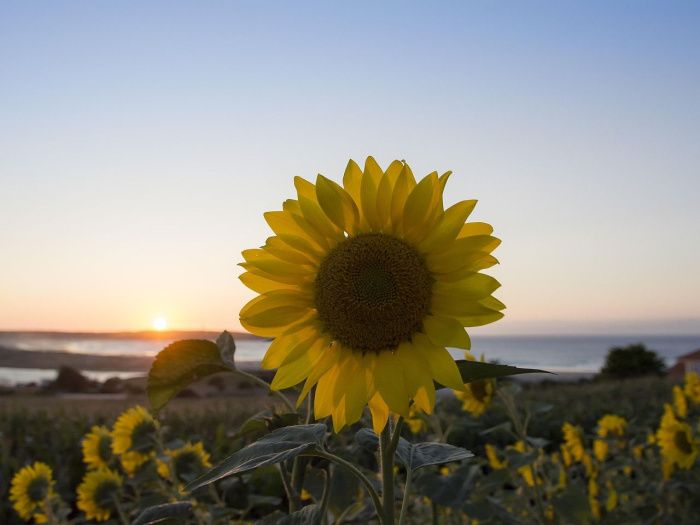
[{"x1": 1, "y1": 332, "x2": 699, "y2": 386}]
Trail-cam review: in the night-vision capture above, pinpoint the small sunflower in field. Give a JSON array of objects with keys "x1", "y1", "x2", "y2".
[
  {"x1": 239, "y1": 157, "x2": 504, "y2": 432},
  {"x1": 562, "y1": 422, "x2": 586, "y2": 463},
  {"x1": 684, "y1": 371, "x2": 700, "y2": 404},
  {"x1": 157, "y1": 442, "x2": 212, "y2": 482},
  {"x1": 511, "y1": 440, "x2": 537, "y2": 487},
  {"x1": 119, "y1": 450, "x2": 154, "y2": 476},
  {"x1": 594, "y1": 414, "x2": 627, "y2": 461},
  {"x1": 76, "y1": 468, "x2": 122, "y2": 522},
  {"x1": 485, "y1": 443, "x2": 507, "y2": 470},
  {"x1": 453, "y1": 353, "x2": 494, "y2": 417},
  {"x1": 10, "y1": 462, "x2": 54, "y2": 523},
  {"x1": 406, "y1": 404, "x2": 428, "y2": 434},
  {"x1": 82, "y1": 426, "x2": 113, "y2": 470},
  {"x1": 673, "y1": 385, "x2": 688, "y2": 418},
  {"x1": 596, "y1": 415, "x2": 626, "y2": 438},
  {"x1": 656, "y1": 403, "x2": 698, "y2": 473},
  {"x1": 112, "y1": 405, "x2": 158, "y2": 457}
]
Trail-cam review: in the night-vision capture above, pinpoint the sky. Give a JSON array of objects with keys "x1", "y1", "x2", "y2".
[{"x1": 1, "y1": 1, "x2": 699, "y2": 335}]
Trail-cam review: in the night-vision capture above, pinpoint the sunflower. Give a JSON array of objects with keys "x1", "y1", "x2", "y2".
[
  {"x1": 453, "y1": 353, "x2": 494, "y2": 417},
  {"x1": 656, "y1": 403, "x2": 698, "y2": 472},
  {"x1": 596, "y1": 415, "x2": 626, "y2": 438},
  {"x1": 10, "y1": 462, "x2": 54, "y2": 523},
  {"x1": 562, "y1": 422, "x2": 586, "y2": 463},
  {"x1": 594, "y1": 414, "x2": 626, "y2": 462},
  {"x1": 120, "y1": 450, "x2": 154, "y2": 476},
  {"x1": 157, "y1": 442, "x2": 212, "y2": 482},
  {"x1": 673, "y1": 385, "x2": 688, "y2": 418},
  {"x1": 684, "y1": 371, "x2": 700, "y2": 404},
  {"x1": 405, "y1": 404, "x2": 428, "y2": 434},
  {"x1": 239, "y1": 157, "x2": 504, "y2": 432},
  {"x1": 510, "y1": 440, "x2": 537, "y2": 487},
  {"x1": 112, "y1": 405, "x2": 158, "y2": 456},
  {"x1": 82, "y1": 426, "x2": 113, "y2": 470},
  {"x1": 484, "y1": 443, "x2": 506, "y2": 470},
  {"x1": 76, "y1": 468, "x2": 123, "y2": 522}
]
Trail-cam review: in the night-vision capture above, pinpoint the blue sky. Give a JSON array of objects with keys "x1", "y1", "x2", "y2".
[{"x1": 1, "y1": 1, "x2": 698, "y2": 333}]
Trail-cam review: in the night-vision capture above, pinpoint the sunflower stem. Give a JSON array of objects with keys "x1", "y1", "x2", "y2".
[
  {"x1": 304, "y1": 450, "x2": 384, "y2": 525},
  {"x1": 319, "y1": 467, "x2": 332, "y2": 525},
  {"x1": 380, "y1": 420, "x2": 396, "y2": 524},
  {"x1": 277, "y1": 462, "x2": 300, "y2": 512},
  {"x1": 397, "y1": 467, "x2": 412, "y2": 525}
]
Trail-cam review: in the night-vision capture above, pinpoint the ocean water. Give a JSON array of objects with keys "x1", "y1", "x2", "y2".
[{"x1": 1, "y1": 332, "x2": 700, "y2": 385}]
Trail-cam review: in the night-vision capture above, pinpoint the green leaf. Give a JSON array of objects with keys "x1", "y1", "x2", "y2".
[
  {"x1": 186, "y1": 424, "x2": 327, "y2": 492},
  {"x1": 132, "y1": 502, "x2": 193, "y2": 525},
  {"x1": 276, "y1": 504, "x2": 323, "y2": 525},
  {"x1": 396, "y1": 440, "x2": 473, "y2": 472},
  {"x1": 216, "y1": 330, "x2": 237, "y2": 369},
  {"x1": 455, "y1": 360, "x2": 550, "y2": 384},
  {"x1": 147, "y1": 339, "x2": 229, "y2": 412},
  {"x1": 355, "y1": 429, "x2": 472, "y2": 473},
  {"x1": 413, "y1": 464, "x2": 480, "y2": 509}
]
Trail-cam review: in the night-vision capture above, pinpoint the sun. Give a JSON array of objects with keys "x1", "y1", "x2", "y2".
[{"x1": 151, "y1": 316, "x2": 168, "y2": 331}]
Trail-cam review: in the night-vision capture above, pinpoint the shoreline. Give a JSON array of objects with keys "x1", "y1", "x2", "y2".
[{"x1": 0, "y1": 346, "x2": 262, "y2": 373}]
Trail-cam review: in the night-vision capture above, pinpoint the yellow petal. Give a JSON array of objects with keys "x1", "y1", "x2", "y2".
[
  {"x1": 389, "y1": 164, "x2": 416, "y2": 233},
  {"x1": 422, "y1": 314, "x2": 471, "y2": 350},
  {"x1": 458, "y1": 222, "x2": 494, "y2": 238},
  {"x1": 434, "y1": 273, "x2": 501, "y2": 301},
  {"x1": 264, "y1": 237, "x2": 318, "y2": 265},
  {"x1": 402, "y1": 172, "x2": 438, "y2": 239},
  {"x1": 373, "y1": 352, "x2": 409, "y2": 416},
  {"x1": 427, "y1": 235, "x2": 501, "y2": 274},
  {"x1": 375, "y1": 172, "x2": 393, "y2": 231},
  {"x1": 431, "y1": 290, "x2": 502, "y2": 319},
  {"x1": 280, "y1": 336, "x2": 328, "y2": 368},
  {"x1": 264, "y1": 211, "x2": 324, "y2": 249},
  {"x1": 270, "y1": 345, "x2": 320, "y2": 390},
  {"x1": 297, "y1": 343, "x2": 341, "y2": 406},
  {"x1": 368, "y1": 393, "x2": 390, "y2": 434},
  {"x1": 342, "y1": 159, "x2": 363, "y2": 204},
  {"x1": 315, "y1": 174, "x2": 360, "y2": 234},
  {"x1": 414, "y1": 333, "x2": 464, "y2": 391},
  {"x1": 396, "y1": 342, "x2": 435, "y2": 413},
  {"x1": 360, "y1": 164, "x2": 381, "y2": 231},
  {"x1": 418, "y1": 200, "x2": 477, "y2": 253},
  {"x1": 240, "y1": 290, "x2": 311, "y2": 319},
  {"x1": 298, "y1": 195, "x2": 344, "y2": 242},
  {"x1": 337, "y1": 354, "x2": 369, "y2": 427},
  {"x1": 261, "y1": 325, "x2": 317, "y2": 369},
  {"x1": 239, "y1": 272, "x2": 300, "y2": 294}
]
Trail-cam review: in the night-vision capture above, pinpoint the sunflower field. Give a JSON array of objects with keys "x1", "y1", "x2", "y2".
[{"x1": 3, "y1": 158, "x2": 700, "y2": 524}]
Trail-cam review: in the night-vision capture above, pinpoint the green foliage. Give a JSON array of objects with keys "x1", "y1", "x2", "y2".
[
  {"x1": 455, "y1": 360, "x2": 549, "y2": 384},
  {"x1": 186, "y1": 424, "x2": 326, "y2": 491},
  {"x1": 132, "y1": 502, "x2": 193, "y2": 525},
  {"x1": 148, "y1": 339, "x2": 231, "y2": 411},
  {"x1": 600, "y1": 343, "x2": 667, "y2": 379}
]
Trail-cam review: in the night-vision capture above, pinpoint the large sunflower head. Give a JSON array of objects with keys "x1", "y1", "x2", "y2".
[
  {"x1": 82, "y1": 426, "x2": 113, "y2": 470},
  {"x1": 157, "y1": 442, "x2": 212, "y2": 482},
  {"x1": 656, "y1": 403, "x2": 698, "y2": 471},
  {"x1": 76, "y1": 468, "x2": 123, "y2": 522},
  {"x1": 240, "y1": 157, "x2": 504, "y2": 432},
  {"x1": 9, "y1": 462, "x2": 54, "y2": 522},
  {"x1": 111, "y1": 405, "x2": 158, "y2": 455}
]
